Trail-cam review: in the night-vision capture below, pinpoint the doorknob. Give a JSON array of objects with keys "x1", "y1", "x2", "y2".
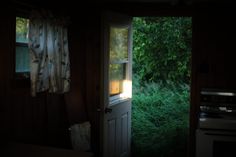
[{"x1": 105, "y1": 107, "x2": 112, "y2": 113}]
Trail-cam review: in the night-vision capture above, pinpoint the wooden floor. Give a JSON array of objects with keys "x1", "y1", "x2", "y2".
[{"x1": 2, "y1": 142, "x2": 94, "y2": 157}]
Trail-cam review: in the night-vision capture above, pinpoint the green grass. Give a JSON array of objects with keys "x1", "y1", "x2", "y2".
[{"x1": 131, "y1": 77, "x2": 190, "y2": 157}]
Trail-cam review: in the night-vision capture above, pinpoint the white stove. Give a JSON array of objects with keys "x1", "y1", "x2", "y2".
[
  {"x1": 196, "y1": 89, "x2": 236, "y2": 157},
  {"x1": 199, "y1": 113, "x2": 236, "y2": 130}
]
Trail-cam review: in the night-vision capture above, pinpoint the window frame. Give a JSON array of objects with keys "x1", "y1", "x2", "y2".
[
  {"x1": 108, "y1": 25, "x2": 132, "y2": 104},
  {"x1": 15, "y1": 16, "x2": 30, "y2": 80},
  {"x1": 109, "y1": 60, "x2": 128, "y2": 100}
]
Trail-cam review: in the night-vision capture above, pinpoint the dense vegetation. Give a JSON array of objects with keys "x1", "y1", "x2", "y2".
[
  {"x1": 133, "y1": 17, "x2": 192, "y2": 85},
  {"x1": 132, "y1": 17, "x2": 192, "y2": 157}
]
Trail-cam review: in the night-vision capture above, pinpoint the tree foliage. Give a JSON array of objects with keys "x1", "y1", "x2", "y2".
[
  {"x1": 131, "y1": 17, "x2": 191, "y2": 157},
  {"x1": 16, "y1": 17, "x2": 29, "y2": 43},
  {"x1": 132, "y1": 79, "x2": 190, "y2": 157},
  {"x1": 133, "y1": 17, "x2": 192, "y2": 84}
]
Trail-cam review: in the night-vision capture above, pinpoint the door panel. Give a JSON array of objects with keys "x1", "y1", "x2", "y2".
[
  {"x1": 104, "y1": 101, "x2": 131, "y2": 157},
  {"x1": 121, "y1": 112, "x2": 129, "y2": 157},
  {"x1": 107, "y1": 119, "x2": 116, "y2": 157},
  {"x1": 101, "y1": 12, "x2": 132, "y2": 157}
]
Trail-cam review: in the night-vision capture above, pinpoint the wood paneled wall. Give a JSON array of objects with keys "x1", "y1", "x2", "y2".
[
  {"x1": 1, "y1": 1, "x2": 236, "y2": 157},
  {"x1": 190, "y1": 5, "x2": 236, "y2": 156},
  {"x1": 0, "y1": 5, "x2": 88, "y2": 149}
]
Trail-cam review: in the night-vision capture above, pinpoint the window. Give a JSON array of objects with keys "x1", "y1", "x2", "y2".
[
  {"x1": 109, "y1": 26, "x2": 131, "y2": 101},
  {"x1": 15, "y1": 17, "x2": 30, "y2": 78}
]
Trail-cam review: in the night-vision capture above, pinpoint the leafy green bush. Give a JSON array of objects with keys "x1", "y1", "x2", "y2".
[
  {"x1": 133, "y1": 17, "x2": 192, "y2": 84},
  {"x1": 131, "y1": 77, "x2": 190, "y2": 157},
  {"x1": 131, "y1": 17, "x2": 191, "y2": 157}
]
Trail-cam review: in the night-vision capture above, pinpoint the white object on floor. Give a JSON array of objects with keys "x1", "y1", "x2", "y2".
[{"x1": 69, "y1": 121, "x2": 91, "y2": 151}]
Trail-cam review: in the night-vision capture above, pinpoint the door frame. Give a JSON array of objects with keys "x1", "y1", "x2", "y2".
[{"x1": 100, "y1": 11, "x2": 133, "y2": 157}]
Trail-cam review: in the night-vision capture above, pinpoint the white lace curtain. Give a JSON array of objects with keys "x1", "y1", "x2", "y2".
[{"x1": 29, "y1": 11, "x2": 70, "y2": 96}]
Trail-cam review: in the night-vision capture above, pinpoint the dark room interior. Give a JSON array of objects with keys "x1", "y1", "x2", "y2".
[{"x1": 1, "y1": 0, "x2": 236, "y2": 157}]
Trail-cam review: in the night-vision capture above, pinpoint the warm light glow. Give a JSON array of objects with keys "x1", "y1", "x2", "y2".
[
  {"x1": 120, "y1": 80, "x2": 132, "y2": 98},
  {"x1": 110, "y1": 80, "x2": 121, "y2": 95}
]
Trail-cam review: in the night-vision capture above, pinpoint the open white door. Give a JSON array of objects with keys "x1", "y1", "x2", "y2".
[{"x1": 100, "y1": 12, "x2": 132, "y2": 157}]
